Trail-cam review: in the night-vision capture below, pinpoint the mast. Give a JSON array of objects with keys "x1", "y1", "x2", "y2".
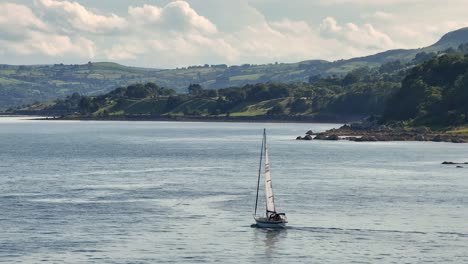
[
  {"x1": 254, "y1": 129, "x2": 264, "y2": 216},
  {"x1": 264, "y1": 129, "x2": 276, "y2": 217}
]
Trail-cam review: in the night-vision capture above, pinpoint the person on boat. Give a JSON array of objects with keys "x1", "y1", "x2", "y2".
[{"x1": 269, "y1": 212, "x2": 282, "y2": 221}]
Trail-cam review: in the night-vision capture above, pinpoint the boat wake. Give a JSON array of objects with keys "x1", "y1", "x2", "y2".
[{"x1": 288, "y1": 226, "x2": 467, "y2": 237}]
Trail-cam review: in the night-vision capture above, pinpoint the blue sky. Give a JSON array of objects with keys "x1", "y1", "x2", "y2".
[{"x1": 1, "y1": 0, "x2": 467, "y2": 68}]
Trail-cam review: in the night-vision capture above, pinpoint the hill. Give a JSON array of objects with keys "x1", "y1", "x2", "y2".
[
  {"x1": 0, "y1": 62, "x2": 161, "y2": 108},
  {"x1": 305, "y1": 53, "x2": 468, "y2": 142},
  {"x1": 13, "y1": 51, "x2": 468, "y2": 131},
  {"x1": 2, "y1": 27, "x2": 468, "y2": 109},
  {"x1": 431, "y1": 27, "x2": 468, "y2": 50},
  {"x1": 383, "y1": 53, "x2": 468, "y2": 127},
  {"x1": 348, "y1": 27, "x2": 468, "y2": 64},
  {"x1": 12, "y1": 64, "x2": 404, "y2": 121}
]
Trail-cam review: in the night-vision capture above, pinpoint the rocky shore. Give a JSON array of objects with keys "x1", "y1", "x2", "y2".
[{"x1": 296, "y1": 124, "x2": 468, "y2": 143}]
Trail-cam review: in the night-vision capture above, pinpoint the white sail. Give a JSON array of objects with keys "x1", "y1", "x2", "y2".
[
  {"x1": 253, "y1": 129, "x2": 287, "y2": 228},
  {"x1": 264, "y1": 142, "x2": 276, "y2": 216}
]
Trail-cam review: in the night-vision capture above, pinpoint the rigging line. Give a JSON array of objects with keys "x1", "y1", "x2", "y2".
[{"x1": 254, "y1": 128, "x2": 265, "y2": 216}]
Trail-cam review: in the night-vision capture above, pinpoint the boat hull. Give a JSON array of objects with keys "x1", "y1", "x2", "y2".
[{"x1": 254, "y1": 217, "x2": 287, "y2": 228}]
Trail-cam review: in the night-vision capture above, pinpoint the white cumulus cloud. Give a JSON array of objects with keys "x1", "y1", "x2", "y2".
[
  {"x1": 35, "y1": 0, "x2": 127, "y2": 34},
  {"x1": 1, "y1": 0, "x2": 467, "y2": 67},
  {"x1": 0, "y1": 2, "x2": 48, "y2": 31},
  {"x1": 129, "y1": 1, "x2": 217, "y2": 34},
  {"x1": 0, "y1": 2, "x2": 95, "y2": 59},
  {"x1": 320, "y1": 17, "x2": 395, "y2": 53}
]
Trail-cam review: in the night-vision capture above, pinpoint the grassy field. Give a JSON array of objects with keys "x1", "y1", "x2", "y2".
[{"x1": 446, "y1": 126, "x2": 468, "y2": 136}]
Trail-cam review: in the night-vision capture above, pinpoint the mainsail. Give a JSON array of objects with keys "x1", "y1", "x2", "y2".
[{"x1": 264, "y1": 132, "x2": 276, "y2": 217}]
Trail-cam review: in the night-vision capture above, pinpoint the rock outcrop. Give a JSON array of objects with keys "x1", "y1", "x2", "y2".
[{"x1": 305, "y1": 123, "x2": 468, "y2": 143}]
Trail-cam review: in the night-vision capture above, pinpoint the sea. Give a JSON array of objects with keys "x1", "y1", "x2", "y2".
[{"x1": 0, "y1": 116, "x2": 467, "y2": 263}]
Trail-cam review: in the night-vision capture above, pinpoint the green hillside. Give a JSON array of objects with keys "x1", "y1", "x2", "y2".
[
  {"x1": 3, "y1": 27, "x2": 468, "y2": 110},
  {"x1": 17, "y1": 52, "x2": 468, "y2": 131},
  {"x1": 0, "y1": 62, "x2": 162, "y2": 108},
  {"x1": 13, "y1": 62, "x2": 405, "y2": 121},
  {"x1": 14, "y1": 52, "x2": 468, "y2": 131},
  {"x1": 383, "y1": 54, "x2": 468, "y2": 127}
]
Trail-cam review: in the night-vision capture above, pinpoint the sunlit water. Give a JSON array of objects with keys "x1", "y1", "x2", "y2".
[{"x1": 0, "y1": 117, "x2": 467, "y2": 263}]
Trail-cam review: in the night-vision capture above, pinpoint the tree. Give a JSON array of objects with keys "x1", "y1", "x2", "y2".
[
  {"x1": 383, "y1": 54, "x2": 468, "y2": 126},
  {"x1": 79, "y1": 97, "x2": 98, "y2": 114},
  {"x1": 125, "y1": 84, "x2": 151, "y2": 98},
  {"x1": 308, "y1": 74, "x2": 322, "y2": 84},
  {"x1": 379, "y1": 60, "x2": 403, "y2": 74},
  {"x1": 267, "y1": 104, "x2": 285, "y2": 116},
  {"x1": 200, "y1": 89, "x2": 218, "y2": 97},
  {"x1": 413, "y1": 52, "x2": 436, "y2": 64},
  {"x1": 165, "y1": 95, "x2": 188, "y2": 112},
  {"x1": 342, "y1": 72, "x2": 360, "y2": 86},
  {"x1": 225, "y1": 89, "x2": 246, "y2": 103},
  {"x1": 290, "y1": 98, "x2": 309, "y2": 113},
  {"x1": 188, "y1": 84, "x2": 203, "y2": 96},
  {"x1": 269, "y1": 85, "x2": 290, "y2": 98}
]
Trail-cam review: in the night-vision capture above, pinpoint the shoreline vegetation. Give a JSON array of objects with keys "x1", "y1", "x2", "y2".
[
  {"x1": 296, "y1": 125, "x2": 468, "y2": 143},
  {"x1": 296, "y1": 114, "x2": 468, "y2": 143},
  {"x1": 29, "y1": 114, "x2": 359, "y2": 123}
]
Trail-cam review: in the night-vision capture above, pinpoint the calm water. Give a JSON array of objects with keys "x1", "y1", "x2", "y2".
[{"x1": 0, "y1": 117, "x2": 467, "y2": 263}]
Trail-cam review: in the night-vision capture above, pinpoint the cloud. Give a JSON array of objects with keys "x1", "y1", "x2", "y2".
[
  {"x1": 270, "y1": 19, "x2": 313, "y2": 35},
  {"x1": 320, "y1": 17, "x2": 342, "y2": 36},
  {"x1": 320, "y1": 17, "x2": 395, "y2": 52},
  {"x1": 128, "y1": 4, "x2": 162, "y2": 24},
  {"x1": 364, "y1": 11, "x2": 394, "y2": 20},
  {"x1": 160, "y1": 1, "x2": 217, "y2": 34},
  {"x1": 0, "y1": 32, "x2": 95, "y2": 58},
  {"x1": 185, "y1": 0, "x2": 266, "y2": 32},
  {"x1": 107, "y1": 1, "x2": 222, "y2": 66},
  {"x1": 1, "y1": 0, "x2": 467, "y2": 67},
  {"x1": 129, "y1": 1, "x2": 217, "y2": 34},
  {"x1": 14, "y1": 32, "x2": 94, "y2": 57},
  {"x1": 105, "y1": 41, "x2": 147, "y2": 61},
  {"x1": 319, "y1": 0, "x2": 426, "y2": 5},
  {"x1": 0, "y1": 29, "x2": 95, "y2": 58},
  {"x1": 0, "y1": 1, "x2": 397, "y2": 67},
  {"x1": 0, "y1": 2, "x2": 95, "y2": 58},
  {"x1": 35, "y1": 0, "x2": 127, "y2": 34},
  {"x1": 0, "y1": 2, "x2": 48, "y2": 31}
]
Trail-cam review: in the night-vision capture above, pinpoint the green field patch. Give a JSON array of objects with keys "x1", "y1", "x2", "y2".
[
  {"x1": 58, "y1": 88, "x2": 71, "y2": 94},
  {"x1": 0, "y1": 77, "x2": 25, "y2": 84},
  {"x1": 87, "y1": 73, "x2": 105, "y2": 79},
  {"x1": 124, "y1": 98, "x2": 168, "y2": 115},
  {"x1": 110, "y1": 110, "x2": 124, "y2": 116},
  {"x1": 0, "y1": 69, "x2": 18, "y2": 75},
  {"x1": 230, "y1": 98, "x2": 286, "y2": 116},
  {"x1": 168, "y1": 98, "x2": 217, "y2": 115},
  {"x1": 49, "y1": 80, "x2": 68, "y2": 86},
  {"x1": 229, "y1": 74, "x2": 262, "y2": 81},
  {"x1": 446, "y1": 127, "x2": 468, "y2": 136},
  {"x1": 327, "y1": 62, "x2": 379, "y2": 75},
  {"x1": 287, "y1": 70, "x2": 305, "y2": 75}
]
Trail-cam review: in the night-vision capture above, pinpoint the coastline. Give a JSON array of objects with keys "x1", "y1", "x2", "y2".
[
  {"x1": 25, "y1": 114, "x2": 358, "y2": 124},
  {"x1": 298, "y1": 126, "x2": 468, "y2": 143},
  {"x1": 4, "y1": 114, "x2": 466, "y2": 143}
]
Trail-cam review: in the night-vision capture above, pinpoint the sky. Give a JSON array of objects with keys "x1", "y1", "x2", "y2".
[{"x1": 1, "y1": 0, "x2": 468, "y2": 68}]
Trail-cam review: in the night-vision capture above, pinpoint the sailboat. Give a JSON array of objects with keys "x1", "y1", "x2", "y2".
[{"x1": 253, "y1": 129, "x2": 288, "y2": 228}]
